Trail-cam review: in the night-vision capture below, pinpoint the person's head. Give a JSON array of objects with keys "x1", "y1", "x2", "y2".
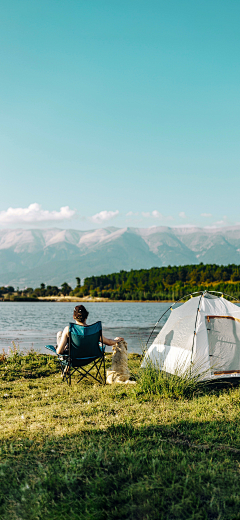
[{"x1": 73, "y1": 304, "x2": 89, "y2": 323}]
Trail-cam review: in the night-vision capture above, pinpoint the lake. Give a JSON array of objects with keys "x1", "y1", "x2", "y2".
[{"x1": 0, "y1": 301, "x2": 172, "y2": 354}]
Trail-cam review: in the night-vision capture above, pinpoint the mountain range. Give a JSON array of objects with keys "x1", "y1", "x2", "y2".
[{"x1": 1, "y1": 225, "x2": 240, "y2": 288}]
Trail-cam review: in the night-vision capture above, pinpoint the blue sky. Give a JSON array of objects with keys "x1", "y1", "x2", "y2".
[{"x1": 0, "y1": 0, "x2": 239, "y2": 230}]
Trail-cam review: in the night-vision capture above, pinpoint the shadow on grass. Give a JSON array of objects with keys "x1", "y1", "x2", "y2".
[{"x1": 1, "y1": 418, "x2": 240, "y2": 520}]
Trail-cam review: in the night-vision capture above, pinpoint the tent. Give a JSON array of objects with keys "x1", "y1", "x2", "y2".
[{"x1": 142, "y1": 291, "x2": 240, "y2": 380}]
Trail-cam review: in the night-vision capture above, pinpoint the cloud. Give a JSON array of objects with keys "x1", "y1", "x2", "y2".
[
  {"x1": 91, "y1": 210, "x2": 119, "y2": 223},
  {"x1": 0, "y1": 203, "x2": 76, "y2": 223},
  {"x1": 201, "y1": 213, "x2": 212, "y2": 218},
  {"x1": 152, "y1": 210, "x2": 163, "y2": 219},
  {"x1": 179, "y1": 212, "x2": 186, "y2": 219},
  {"x1": 212, "y1": 215, "x2": 228, "y2": 227},
  {"x1": 126, "y1": 211, "x2": 139, "y2": 217},
  {"x1": 204, "y1": 216, "x2": 229, "y2": 228},
  {"x1": 141, "y1": 211, "x2": 173, "y2": 221},
  {"x1": 213, "y1": 220, "x2": 225, "y2": 226},
  {"x1": 142, "y1": 210, "x2": 163, "y2": 219}
]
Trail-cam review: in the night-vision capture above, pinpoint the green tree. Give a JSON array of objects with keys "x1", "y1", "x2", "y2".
[{"x1": 61, "y1": 282, "x2": 72, "y2": 296}]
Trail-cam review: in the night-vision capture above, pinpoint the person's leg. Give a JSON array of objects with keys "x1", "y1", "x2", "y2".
[
  {"x1": 57, "y1": 331, "x2": 63, "y2": 347},
  {"x1": 56, "y1": 331, "x2": 69, "y2": 376}
]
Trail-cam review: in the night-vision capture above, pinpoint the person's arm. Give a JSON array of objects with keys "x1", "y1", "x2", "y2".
[
  {"x1": 56, "y1": 326, "x2": 69, "y2": 354},
  {"x1": 102, "y1": 335, "x2": 124, "y2": 346}
]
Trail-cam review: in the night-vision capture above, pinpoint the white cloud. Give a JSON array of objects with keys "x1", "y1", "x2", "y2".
[
  {"x1": 213, "y1": 216, "x2": 228, "y2": 226},
  {"x1": 91, "y1": 210, "x2": 119, "y2": 223},
  {"x1": 152, "y1": 210, "x2": 163, "y2": 219},
  {"x1": 142, "y1": 211, "x2": 173, "y2": 221},
  {"x1": 179, "y1": 212, "x2": 186, "y2": 219},
  {"x1": 214, "y1": 220, "x2": 225, "y2": 226},
  {"x1": 201, "y1": 213, "x2": 212, "y2": 218},
  {"x1": 0, "y1": 203, "x2": 76, "y2": 223},
  {"x1": 142, "y1": 210, "x2": 162, "y2": 219},
  {"x1": 204, "y1": 216, "x2": 229, "y2": 228},
  {"x1": 126, "y1": 211, "x2": 139, "y2": 217}
]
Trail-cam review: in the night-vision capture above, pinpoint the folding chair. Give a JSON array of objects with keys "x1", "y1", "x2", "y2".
[{"x1": 45, "y1": 321, "x2": 106, "y2": 385}]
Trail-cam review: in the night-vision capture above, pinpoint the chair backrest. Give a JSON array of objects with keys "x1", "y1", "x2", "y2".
[{"x1": 69, "y1": 321, "x2": 103, "y2": 361}]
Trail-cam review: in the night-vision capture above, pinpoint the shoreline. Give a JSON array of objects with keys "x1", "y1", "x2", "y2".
[
  {"x1": 2, "y1": 296, "x2": 171, "y2": 303},
  {"x1": 2, "y1": 296, "x2": 240, "y2": 303},
  {"x1": 39, "y1": 296, "x2": 172, "y2": 303}
]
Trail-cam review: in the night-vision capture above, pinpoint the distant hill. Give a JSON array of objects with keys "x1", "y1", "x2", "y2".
[{"x1": 0, "y1": 225, "x2": 240, "y2": 288}]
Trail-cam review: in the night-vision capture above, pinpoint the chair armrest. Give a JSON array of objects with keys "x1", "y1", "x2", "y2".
[{"x1": 45, "y1": 345, "x2": 57, "y2": 353}]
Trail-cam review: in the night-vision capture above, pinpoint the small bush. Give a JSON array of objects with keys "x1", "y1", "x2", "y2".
[{"x1": 137, "y1": 358, "x2": 207, "y2": 399}]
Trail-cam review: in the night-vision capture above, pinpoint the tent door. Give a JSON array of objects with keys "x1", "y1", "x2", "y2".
[{"x1": 206, "y1": 316, "x2": 240, "y2": 375}]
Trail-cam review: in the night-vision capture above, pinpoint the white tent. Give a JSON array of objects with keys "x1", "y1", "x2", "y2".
[{"x1": 142, "y1": 292, "x2": 240, "y2": 380}]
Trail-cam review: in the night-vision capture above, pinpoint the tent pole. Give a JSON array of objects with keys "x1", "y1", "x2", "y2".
[
  {"x1": 146, "y1": 289, "x2": 239, "y2": 356},
  {"x1": 145, "y1": 291, "x2": 204, "y2": 349},
  {"x1": 203, "y1": 290, "x2": 239, "y2": 302},
  {"x1": 190, "y1": 293, "x2": 204, "y2": 376}
]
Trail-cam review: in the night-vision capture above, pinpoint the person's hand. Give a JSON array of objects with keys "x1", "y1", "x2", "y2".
[{"x1": 114, "y1": 337, "x2": 124, "y2": 342}]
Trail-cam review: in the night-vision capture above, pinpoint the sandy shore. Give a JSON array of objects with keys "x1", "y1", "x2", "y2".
[{"x1": 38, "y1": 296, "x2": 171, "y2": 303}]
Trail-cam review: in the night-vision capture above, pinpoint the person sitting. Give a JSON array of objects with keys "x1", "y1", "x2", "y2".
[{"x1": 56, "y1": 304, "x2": 124, "y2": 354}]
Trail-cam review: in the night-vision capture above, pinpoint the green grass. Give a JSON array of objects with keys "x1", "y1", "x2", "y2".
[{"x1": 1, "y1": 351, "x2": 240, "y2": 519}]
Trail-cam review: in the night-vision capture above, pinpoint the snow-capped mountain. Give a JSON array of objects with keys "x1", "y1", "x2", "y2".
[{"x1": 0, "y1": 225, "x2": 240, "y2": 288}]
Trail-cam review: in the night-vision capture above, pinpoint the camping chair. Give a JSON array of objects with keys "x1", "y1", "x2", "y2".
[{"x1": 45, "y1": 321, "x2": 106, "y2": 385}]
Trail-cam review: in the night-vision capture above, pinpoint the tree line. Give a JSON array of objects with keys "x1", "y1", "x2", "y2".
[
  {"x1": 2, "y1": 264, "x2": 240, "y2": 301},
  {"x1": 72, "y1": 264, "x2": 240, "y2": 300},
  {"x1": 0, "y1": 282, "x2": 73, "y2": 300}
]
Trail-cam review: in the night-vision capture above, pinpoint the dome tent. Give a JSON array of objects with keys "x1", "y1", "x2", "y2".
[{"x1": 142, "y1": 291, "x2": 240, "y2": 381}]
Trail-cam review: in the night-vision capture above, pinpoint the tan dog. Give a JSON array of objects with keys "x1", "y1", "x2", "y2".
[{"x1": 106, "y1": 339, "x2": 135, "y2": 384}]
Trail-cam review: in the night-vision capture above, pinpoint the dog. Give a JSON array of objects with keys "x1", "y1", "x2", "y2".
[{"x1": 106, "y1": 339, "x2": 135, "y2": 384}]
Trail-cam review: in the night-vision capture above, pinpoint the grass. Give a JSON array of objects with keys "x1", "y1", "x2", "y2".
[
  {"x1": 137, "y1": 356, "x2": 207, "y2": 400},
  {"x1": 1, "y1": 350, "x2": 240, "y2": 519}
]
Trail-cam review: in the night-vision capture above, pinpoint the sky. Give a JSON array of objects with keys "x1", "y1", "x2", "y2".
[{"x1": 0, "y1": 0, "x2": 240, "y2": 230}]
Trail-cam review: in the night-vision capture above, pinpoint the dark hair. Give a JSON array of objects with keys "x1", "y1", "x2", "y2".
[{"x1": 73, "y1": 305, "x2": 89, "y2": 322}]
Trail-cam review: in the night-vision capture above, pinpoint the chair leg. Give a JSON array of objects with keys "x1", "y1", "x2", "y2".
[
  {"x1": 60, "y1": 363, "x2": 71, "y2": 385},
  {"x1": 61, "y1": 356, "x2": 106, "y2": 385},
  {"x1": 65, "y1": 365, "x2": 71, "y2": 385},
  {"x1": 103, "y1": 355, "x2": 106, "y2": 384}
]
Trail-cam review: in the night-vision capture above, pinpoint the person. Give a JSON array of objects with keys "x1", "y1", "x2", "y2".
[{"x1": 56, "y1": 304, "x2": 124, "y2": 354}]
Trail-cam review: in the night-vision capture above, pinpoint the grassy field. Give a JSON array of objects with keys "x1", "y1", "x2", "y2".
[{"x1": 1, "y1": 351, "x2": 240, "y2": 519}]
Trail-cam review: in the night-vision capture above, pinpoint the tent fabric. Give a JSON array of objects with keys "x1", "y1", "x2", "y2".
[
  {"x1": 142, "y1": 292, "x2": 240, "y2": 380},
  {"x1": 151, "y1": 296, "x2": 200, "y2": 352},
  {"x1": 207, "y1": 317, "x2": 240, "y2": 373}
]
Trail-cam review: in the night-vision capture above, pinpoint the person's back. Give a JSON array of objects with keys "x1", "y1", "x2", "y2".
[{"x1": 56, "y1": 304, "x2": 124, "y2": 354}]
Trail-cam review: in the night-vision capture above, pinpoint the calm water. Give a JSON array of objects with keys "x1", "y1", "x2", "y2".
[{"x1": 0, "y1": 301, "x2": 172, "y2": 354}]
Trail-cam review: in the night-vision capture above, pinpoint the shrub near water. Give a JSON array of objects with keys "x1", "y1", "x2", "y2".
[{"x1": 1, "y1": 351, "x2": 240, "y2": 519}]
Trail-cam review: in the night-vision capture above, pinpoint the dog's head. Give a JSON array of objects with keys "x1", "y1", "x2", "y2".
[{"x1": 112, "y1": 339, "x2": 128, "y2": 352}]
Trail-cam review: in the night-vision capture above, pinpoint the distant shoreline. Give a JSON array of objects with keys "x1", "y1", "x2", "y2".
[
  {"x1": 2, "y1": 296, "x2": 239, "y2": 304},
  {"x1": 1, "y1": 296, "x2": 171, "y2": 303}
]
